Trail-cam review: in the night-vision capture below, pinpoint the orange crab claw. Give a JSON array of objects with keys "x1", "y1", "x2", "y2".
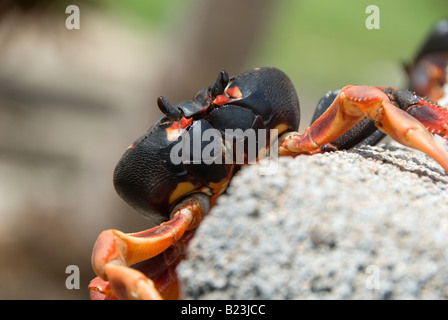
[
  {"x1": 88, "y1": 276, "x2": 117, "y2": 300},
  {"x1": 280, "y1": 85, "x2": 448, "y2": 173},
  {"x1": 88, "y1": 235, "x2": 190, "y2": 300},
  {"x1": 89, "y1": 195, "x2": 208, "y2": 300},
  {"x1": 102, "y1": 264, "x2": 163, "y2": 300}
]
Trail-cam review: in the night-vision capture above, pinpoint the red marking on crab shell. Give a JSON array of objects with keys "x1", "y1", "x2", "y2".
[
  {"x1": 213, "y1": 95, "x2": 229, "y2": 106},
  {"x1": 165, "y1": 122, "x2": 181, "y2": 141},
  {"x1": 226, "y1": 85, "x2": 243, "y2": 99},
  {"x1": 180, "y1": 116, "x2": 193, "y2": 128},
  {"x1": 165, "y1": 117, "x2": 193, "y2": 141}
]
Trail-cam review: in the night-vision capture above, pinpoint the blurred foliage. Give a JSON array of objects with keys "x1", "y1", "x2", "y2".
[
  {"x1": 255, "y1": 0, "x2": 448, "y2": 91},
  {"x1": 98, "y1": 0, "x2": 448, "y2": 95},
  {"x1": 0, "y1": 0, "x2": 99, "y2": 16},
  {"x1": 5, "y1": 0, "x2": 445, "y2": 92},
  {"x1": 0, "y1": 0, "x2": 182, "y2": 29},
  {"x1": 97, "y1": 0, "x2": 187, "y2": 29}
]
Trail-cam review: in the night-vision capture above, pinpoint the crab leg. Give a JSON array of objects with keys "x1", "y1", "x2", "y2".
[
  {"x1": 130, "y1": 231, "x2": 194, "y2": 300},
  {"x1": 88, "y1": 236, "x2": 191, "y2": 300},
  {"x1": 279, "y1": 85, "x2": 448, "y2": 172},
  {"x1": 90, "y1": 195, "x2": 207, "y2": 299},
  {"x1": 403, "y1": 97, "x2": 448, "y2": 142}
]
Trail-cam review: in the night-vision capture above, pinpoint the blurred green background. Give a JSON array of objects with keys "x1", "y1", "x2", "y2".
[
  {"x1": 104, "y1": 0, "x2": 448, "y2": 107},
  {"x1": 0, "y1": 0, "x2": 446, "y2": 299}
]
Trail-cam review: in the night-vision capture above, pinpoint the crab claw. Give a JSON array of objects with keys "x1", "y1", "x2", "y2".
[
  {"x1": 88, "y1": 276, "x2": 117, "y2": 300},
  {"x1": 342, "y1": 86, "x2": 448, "y2": 172},
  {"x1": 89, "y1": 194, "x2": 208, "y2": 300},
  {"x1": 280, "y1": 85, "x2": 448, "y2": 173},
  {"x1": 102, "y1": 264, "x2": 163, "y2": 300}
]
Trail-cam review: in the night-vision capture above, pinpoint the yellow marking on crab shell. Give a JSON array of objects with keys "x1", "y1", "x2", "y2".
[
  {"x1": 256, "y1": 124, "x2": 289, "y2": 157},
  {"x1": 209, "y1": 179, "x2": 230, "y2": 197},
  {"x1": 168, "y1": 182, "x2": 197, "y2": 205},
  {"x1": 207, "y1": 165, "x2": 237, "y2": 206},
  {"x1": 226, "y1": 86, "x2": 243, "y2": 99},
  {"x1": 273, "y1": 123, "x2": 289, "y2": 136},
  {"x1": 127, "y1": 143, "x2": 135, "y2": 150},
  {"x1": 166, "y1": 124, "x2": 185, "y2": 141}
]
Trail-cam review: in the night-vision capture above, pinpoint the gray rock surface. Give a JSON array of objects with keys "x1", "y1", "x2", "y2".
[{"x1": 177, "y1": 142, "x2": 448, "y2": 299}]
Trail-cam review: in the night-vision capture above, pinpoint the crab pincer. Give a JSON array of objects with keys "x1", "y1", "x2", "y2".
[{"x1": 280, "y1": 85, "x2": 448, "y2": 173}]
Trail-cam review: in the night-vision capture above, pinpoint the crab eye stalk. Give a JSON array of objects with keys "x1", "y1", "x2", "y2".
[
  {"x1": 211, "y1": 70, "x2": 230, "y2": 97},
  {"x1": 157, "y1": 96, "x2": 182, "y2": 120}
]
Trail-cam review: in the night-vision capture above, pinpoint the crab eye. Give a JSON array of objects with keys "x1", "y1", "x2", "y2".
[
  {"x1": 210, "y1": 70, "x2": 230, "y2": 97},
  {"x1": 157, "y1": 96, "x2": 181, "y2": 120}
]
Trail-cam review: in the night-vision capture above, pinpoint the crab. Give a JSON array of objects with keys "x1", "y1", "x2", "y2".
[
  {"x1": 405, "y1": 18, "x2": 448, "y2": 104},
  {"x1": 88, "y1": 64, "x2": 448, "y2": 300}
]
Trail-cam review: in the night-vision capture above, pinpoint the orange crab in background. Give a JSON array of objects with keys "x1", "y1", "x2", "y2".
[{"x1": 405, "y1": 18, "x2": 448, "y2": 104}]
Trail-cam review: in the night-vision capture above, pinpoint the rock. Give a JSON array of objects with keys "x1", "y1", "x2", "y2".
[{"x1": 177, "y1": 142, "x2": 448, "y2": 299}]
